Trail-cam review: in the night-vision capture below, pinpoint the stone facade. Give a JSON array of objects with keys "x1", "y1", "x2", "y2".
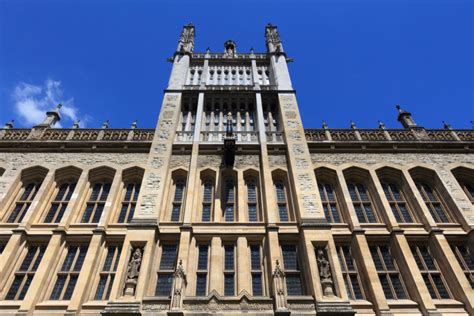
[{"x1": 0, "y1": 24, "x2": 472, "y2": 316}]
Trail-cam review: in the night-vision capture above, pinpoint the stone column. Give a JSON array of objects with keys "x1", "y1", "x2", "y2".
[
  {"x1": 237, "y1": 236, "x2": 250, "y2": 294},
  {"x1": 19, "y1": 233, "x2": 63, "y2": 313},
  {"x1": 391, "y1": 232, "x2": 438, "y2": 315},
  {"x1": 209, "y1": 237, "x2": 223, "y2": 295},
  {"x1": 430, "y1": 233, "x2": 474, "y2": 315},
  {"x1": 67, "y1": 232, "x2": 104, "y2": 312},
  {"x1": 353, "y1": 232, "x2": 391, "y2": 315}
]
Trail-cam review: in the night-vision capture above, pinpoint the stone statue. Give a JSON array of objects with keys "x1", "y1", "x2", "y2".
[
  {"x1": 224, "y1": 40, "x2": 236, "y2": 58},
  {"x1": 123, "y1": 247, "x2": 143, "y2": 297},
  {"x1": 170, "y1": 259, "x2": 187, "y2": 310},
  {"x1": 226, "y1": 112, "x2": 234, "y2": 136},
  {"x1": 177, "y1": 23, "x2": 195, "y2": 53},
  {"x1": 317, "y1": 247, "x2": 335, "y2": 296},
  {"x1": 272, "y1": 260, "x2": 288, "y2": 311}
]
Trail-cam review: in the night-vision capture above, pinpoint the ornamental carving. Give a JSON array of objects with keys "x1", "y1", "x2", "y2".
[
  {"x1": 123, "y1": 246, "x2": 143, "y2": 297},
  {"x1": 170, "y1": 260, "x2": 187, "y2": 310},
  {"x1": 178, "y1": 23, "x2": 195, "y2": 53},
  {"x1": 272, "y1": 260, "x2": 288, "y2": 311}
]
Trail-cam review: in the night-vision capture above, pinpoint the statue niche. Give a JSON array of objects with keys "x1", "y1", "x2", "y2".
[{"x1": 123, "y1": 246, "x2": 144, "y2": 297}]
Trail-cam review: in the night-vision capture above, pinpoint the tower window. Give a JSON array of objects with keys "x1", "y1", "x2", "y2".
[
  {"x1": 224, "y1": 244, "x2": 235, "y2": 296},
  {"x1": 336, "y1": 245, "x2": 365, "y2": 300},
  {"x1": 370, "y1": 244, "x2": 408, "y2": 299},
  {"x1": 318, "y1": 183, "x2": 342, "y2": 223},
  {"x1": 347, "y1": 183, "x2": 378, "y2": 223},
  {"x1": 275, "y1": 180, "x2": 289, "y2": 222},
  {"x1": 155, "y1": 244, "x2": 178, "y2": 296},
  {"x1": 7, "y1": 181, "x2": 43, "y2": 223},
  {"x1": 250, "y1": 244, "x2": 263, "y2": 296},
  {"x1": 44, "y1": 182, "x2": 76, "y2": 223},
  {"x1": 246, "y1": 179, "x2": 259, "y2": 222},
  {"x1": 50, "y1": 245, "x2": 88, "y2": 300},
  {"x1": 171, "y1": 179, "x2": 186, "y2": 222},
  {"x1": 382, "y1": 183, "x2": 415, "y2": 223},
  {"x1": 223, "y1": 179, "x2": 235, "y2": 222},
  {"x1": 94, "y1": 245, "x2": 121, "y2": 300},
  {"x1": 6, "y1": 244, "x2": 46, "y2": 300},
  {"x1": 410, "y1": 244, "x2": 451, "y2": 299},
  {"x1": 202, "y1": 179, "x2": 214, "y2": 222},
  {"x1": 196, "y1": 245, "x2": 209, "y2": 296},
  {"x1": 281, "y1": 244, "x2": 303, "y2": 295},
  {"x1": 415, "y1": 182, "x2": 452, "y2": 223},
  {"x1": 81, "y1": 182, "x2": 111, "y2": 223}
]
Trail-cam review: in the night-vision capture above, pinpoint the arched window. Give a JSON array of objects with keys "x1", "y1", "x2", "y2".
[
  {"x1": 171, "y1": 178, "x2": 186, "y2": 222},
  {"x1": 118, "y1": 182, "x2": 140, "y2": 223},
  {"x1": 44, "y1": 182, "x2": 76, "y2": 223},
  {"x1": 347, "y1": 182, "x2": 378, "y2": 223},
  {"x1": 202, "y1": 179, "x2": 214, "y2": 222},
  {"x1": 275, "y1": 180, "x2": 289, "y2": 222},
  {"x1": 451, "y1": 167, "x2": 474, "y2": 204},
  {"x1": 318, "y1": 183, "x2": 342, "y2": 223},
  {"x1": 81, "y1": 181, "x2": 111, "y2": 223},
  {"x1": 223, "y1": 179, "x2": 235, "y2": 222},
  {"x1": 4, "y1": 167, "x2": 48, "y2": 224},
  {"x1": 415, "y1": 182, "x2": 451, "y2": 223},
  {"x1": 382, "y1": 182, "x2": 415, "y2": 223}
]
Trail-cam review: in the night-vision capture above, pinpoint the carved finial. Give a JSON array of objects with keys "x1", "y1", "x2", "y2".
[
  {"x1": 322, "y1": 120, "x2": 328, "y2": 129},
  {"x1": 250, "y1": 47, "x2": 254, "y2": 54},
  {"x1": 442, "y1": 121, "x2": 452, "y2": 130},
  {"x1": 265, "y1": 23, "x2": 284, "y2": 53},
  {"x1": 350, "y1": 121, "x2": 357, "y2": 129},
  {"x1": 102, "y1": 120, "x2": 109, "y2": 129},
  {"x1": 177, "y1": 23, "x2": 195, "y2": 53},
  {"x1": 378, "y1": 121, "x2": 386, "y2": 129},
  {"x1": 131, "y1": 120, "x2": 137, "y2": 129},
  {"x1": 72, "y1": 120, "x2": 80, "y2": 128},
  {"x1": 396, "y1": 104, "x2": 418, "y2": 128},
  {"x1": 4, "y1": 119, "x2": 14, "y2": 129}
]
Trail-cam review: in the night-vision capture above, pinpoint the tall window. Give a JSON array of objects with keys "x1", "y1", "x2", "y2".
[
  {"x1": 382, "y1": 183, "x2": 415, "y2": 223},
  {"x1": 336, "y1": 245, "x2": 365, "y2": 300},
  {"x1": 347, "y1": 183, "x2": 378, "y2": 223},
  {"x1": 94, "y1": 245, "x2": 121, "y2": 300},
  {"x1": 250, "y1": 244, "x2": 263, "y2": 296},
  {"x1": 171, "y1": 179, "x2": 185, "y2": 222},
  {"x1": 275, "y1": 181, "x2": 289, "y2": 222},
  {"x1": 7, "y1": 181, "x2": 43, "y2": 223},
  {"x1": 50, "y1": 245, "x2": 88, "y2": 300},
  {"x1": 81, "y1": 182, "x2": 111, "y2": 223},
  {"x1": 411, "y1": 244, "x2": 451, "y2": 299},
  {"x1": 415, "y1": 182, "x2": 452, "y2": 223},
  {"x1": 202, "y1": 180, "x2": 214, "y2": 222},
  {"x1": 318, "y1": 183, "x2": 342, "y2": 223},
  {"x1": 6, "y1": 245, "x2": 46, "y2": 300},
  {"x1": 44, "y1": 182, "x2": 76, "y2": 223},
  {"x1": 223, "y1": 179, "x2": 235, "y2": 222},
  {"x1": 247, "y1": 179, "x2": 259, "y2": 222},
  {"x1": 450, "y1": 243, "x2": 474, "y2": 288},
  {"x1": 118, "y1": 182, "x2": 140, "y2": 223},
  {"x1": 281, "y1": 244, "x2": 303, "y2": 295},
  {"x1": 370, "y1": 245, "x2": 408, "y2": 299},
  {"x1": 460, "y1": 182, "x2": 474, "y2": 203},
  {"x1": 196, "y1": 245, "x2": 209, "y2": 296},
  {"x1": 224, "y1": 244, "x2": 235, "y2": 296},
  {"x1": 155, "y1": 244, "x2": 178, "y2": 296}
]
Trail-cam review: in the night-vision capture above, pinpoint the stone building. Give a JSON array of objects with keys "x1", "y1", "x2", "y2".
[{"x1": 0, "y1": 23, "x2": 473, "y2": 315}]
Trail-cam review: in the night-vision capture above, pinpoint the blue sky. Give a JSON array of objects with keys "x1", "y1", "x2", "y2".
[{"x1": 0, "y1": 0, "x2": 472, "y2": 129}]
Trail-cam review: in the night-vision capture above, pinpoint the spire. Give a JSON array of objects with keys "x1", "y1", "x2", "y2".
[
  {"x1": 4, "y1": 119, "x2": 14, "y2": 129},
  {"x1": 396, "y1": 104, "x2": 419, "y2": 129},
  {"x1": 265, "y1": 23, "x2": 284, "y2": 53},
  {"x1": 177, "y1": 23, "x2": 195, "y2": 53},
  {"x1": 36, "y1": 104, "x2": 62, "y2": 127}
]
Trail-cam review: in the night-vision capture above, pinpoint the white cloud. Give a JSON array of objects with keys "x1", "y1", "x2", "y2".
[{"x1": 12, "y1": 79, "x2": 86, "y2": 127}]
